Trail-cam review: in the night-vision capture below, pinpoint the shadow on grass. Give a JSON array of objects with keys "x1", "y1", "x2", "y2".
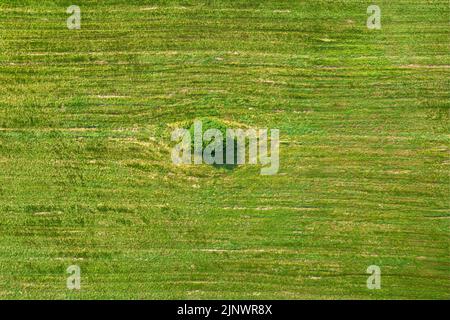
[{"x1": 194, "y1": 144, "x2": 239, "y2": 171}]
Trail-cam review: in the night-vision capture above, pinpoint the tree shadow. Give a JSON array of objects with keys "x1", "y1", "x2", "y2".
[
  {"x1": 212, "y1": 142, "x2": 238, "y2": 171},
  {"x1": 192, "y1": 144, "x2": 238, "y2": 171}
]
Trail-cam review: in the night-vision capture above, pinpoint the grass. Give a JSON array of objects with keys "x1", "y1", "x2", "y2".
[{"x1": 0, "y1": 0, "x2": 448, "y2": 299}]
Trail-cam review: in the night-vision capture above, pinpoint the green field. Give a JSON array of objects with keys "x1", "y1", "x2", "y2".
[{"x1": 0, "y1": 0, "x2": 448, "y2": 299}]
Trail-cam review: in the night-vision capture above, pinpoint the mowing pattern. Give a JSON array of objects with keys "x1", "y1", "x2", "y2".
[{"x1": 0, "y1": 0, "x2": 448, "y2": 299}]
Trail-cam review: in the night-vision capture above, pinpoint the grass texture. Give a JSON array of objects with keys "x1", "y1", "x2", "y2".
[{"x1": 0, "y1": 0, "x2": 448, "y2": 299}]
